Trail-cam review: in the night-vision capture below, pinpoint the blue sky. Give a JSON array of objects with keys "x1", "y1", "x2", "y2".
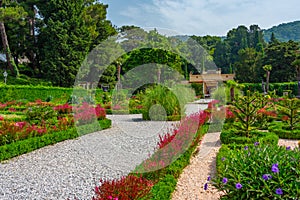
[{"x1": 100, "y1": 0, "x2": 300, "y2": 36}]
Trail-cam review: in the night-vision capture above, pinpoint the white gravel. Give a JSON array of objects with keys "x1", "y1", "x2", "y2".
[{"x1": 0, "y1": 114, "x2": 175, "y2": 200}]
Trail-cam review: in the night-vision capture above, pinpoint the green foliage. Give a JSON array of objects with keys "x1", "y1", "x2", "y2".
[
  {"x1": 191, "y1": 82, "x2": 203, "y2": 97},
  {"x1": 276, "y1": 98, "x2": 300, "y2": 130},
  {"x1": 214, "y1": 144, "x2": 300, "y2": 199},
  {"x1": 242, "y1": 82, "x2": 298, "y2": 96},
  {"x1": 230, "y1": 91, "x2": 268, "y2": 136},
  {"x1": 25, "y1": 106, "x2": 57, "y2": 123},
  {"x1": 220, "y1": 129, "x2": 279, "y2": 145},
  {"x1": 263, "y1": 40, "x2": 299, "y2": 83},
  {"x1": 264, "y1": 21, "x2": 300, "y2": 42},
  {"x1": 142, "y1": 85, "x2": 182, "y2": 121},
  {"x1": 234, "y1": 48, "x2": 264, "y2": 83},
  {"x1": 150, "y1": 174, "x2": 177, "y2": 200},
  {"x1": 0, "y1": 128, "x2": 77, "y2": 161},
  {"x1": 0, "y1": 85, "x2": 106, "y2": 103},
  {"x1": 268, "y1": 122, "x2": 300, "y2": 139}
]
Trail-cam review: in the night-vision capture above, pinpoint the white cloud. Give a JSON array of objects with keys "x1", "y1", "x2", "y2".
[{"x1": 110, "y1": 0, "x2": 300, "y2": 36}]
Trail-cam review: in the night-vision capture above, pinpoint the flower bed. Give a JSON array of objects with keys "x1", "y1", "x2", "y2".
[
  {"x1": 213, "y1": 143, "x2": 299, "y2": 199},
  {"x1": 210, "y1": 92, "x2": 300, "y2": 199},
  {"x1": 0, "y1": 100, "x2": 111, "y2": 161}
]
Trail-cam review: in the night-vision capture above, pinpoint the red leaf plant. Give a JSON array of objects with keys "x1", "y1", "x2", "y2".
[{"x1": 93, "y1": 175, "x2": 153, "y2": 200}]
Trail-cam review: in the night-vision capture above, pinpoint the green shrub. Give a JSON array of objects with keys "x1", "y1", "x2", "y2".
[
  {"x1": 268, "y1": 122, "x2": 300, "y2": 139},
  {"x1": 220, "y1": 129, "x2": 279, "y2": 146},
  {"x1": 214, "y1": 144, "x2": 300, "y2": 199},
  {"x1": 150, "y1": 174, "x2": 177, "y2": 200},
  {"x1": 25, "y1": 106, "x2": 57, "y2": 123}
]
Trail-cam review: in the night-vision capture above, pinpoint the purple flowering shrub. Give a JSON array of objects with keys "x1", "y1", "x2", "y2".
[{"x1": 213, "y1": 143, "x2": 300, "y2": 199}]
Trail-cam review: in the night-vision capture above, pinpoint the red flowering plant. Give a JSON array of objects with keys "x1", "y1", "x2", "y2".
[
  {"x1": 73, "y1": 103, "x2": 106, "y2": 125},
  {"x1": 256, "y1": 103, "x2": 277, "y2": 130},
  {"x1": 137, "y1": 111, "x2": 210, "y2": 173},
  {"x1": 93, "y1": 175, "x2": 153, "y2": 200},
  {"x1": 53, "y1": 103, "x2": 73, "y2": 116},
  {"x1": 0, "y1": 121, "x2": 50, "y2": 145}
]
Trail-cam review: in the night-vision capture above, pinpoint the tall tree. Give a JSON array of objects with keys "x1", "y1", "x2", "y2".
[
  {"x1": 234, "y1": 48, "x2": 263, "y2": 83},
  {"x1": 263, "y1": 41, "x2": 299, "y2": 82},
  {"x1": 38, "y1": 0, "x2": 92, "y2": 87}
]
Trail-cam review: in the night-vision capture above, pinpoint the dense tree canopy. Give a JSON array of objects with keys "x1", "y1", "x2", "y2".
[{"x1": 0, "y1": 2, "x2": 299, "y2": 87}]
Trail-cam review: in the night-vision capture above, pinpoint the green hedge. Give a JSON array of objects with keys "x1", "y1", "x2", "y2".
[
  {"x1": 268, "y1": 122, "x2": 300, "y2": 139},
  {"x1": 242, "y1": 82, "x2": 298, "y2": 96},
  {"x1": 150, "y1": 174, "x2": 177, "y2": 200},
  {"x1": 0, "y1": 119, "x2": 111, "y2": 161},
  {"x1": 220, "y1": 129, "x2": 279, "y2": 146},
  {"x1": 0, "y1": 85, "x2": 107, "y2": 104}
]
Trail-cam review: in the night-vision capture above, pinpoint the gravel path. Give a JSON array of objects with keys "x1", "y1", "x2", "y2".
[
  {"x1": 0, "y1": 114, "x2": 176, "y2": 200},
  {"x1": 171, "y1": 132, "x2": 224, "y2": 200}
]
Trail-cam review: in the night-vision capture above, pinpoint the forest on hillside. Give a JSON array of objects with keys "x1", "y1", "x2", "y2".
[
  {"x1": 0, "y1": 1, "x2": 299, "y2": 87},
  {"x1": 264, "y1": 21, "x2": 300, "y2": 42}
]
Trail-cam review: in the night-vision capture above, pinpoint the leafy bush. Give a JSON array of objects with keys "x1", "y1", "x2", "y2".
[{"x1": 214, "y1": 143, "x2": 300, "y2": 199}]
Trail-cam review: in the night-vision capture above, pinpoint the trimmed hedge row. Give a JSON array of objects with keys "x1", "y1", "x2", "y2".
[
  {"x1": 242, "y1": 82, "x2": 298, "y2": 96},
  {"x1": 220, "y1": 129, "x2": 279, "y2": 146},
  {"x1": 0, "y1": 85, "x2": 108, "y2": 103},
  {"x1": 268, "y1": 122, "x2": 300, "y2": 139},
  {"x1": 0, "y1": 119, "x2": 111, "y2": 161}
]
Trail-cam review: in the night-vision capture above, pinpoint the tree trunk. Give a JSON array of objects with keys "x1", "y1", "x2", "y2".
[
  {"x1": 0, "y1": 21, "x2": 15, "y2": 74},
  {"x1": 266, "y1": 71, "x2": 270, "y2": 93},
  {"x1": 230, "y1": 87, "x2": 234, "y2": 102}
]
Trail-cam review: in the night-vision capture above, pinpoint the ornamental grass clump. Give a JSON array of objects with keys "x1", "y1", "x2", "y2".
[{"x1": 214, "y1": 142, "x2": 300, "y2": 199}]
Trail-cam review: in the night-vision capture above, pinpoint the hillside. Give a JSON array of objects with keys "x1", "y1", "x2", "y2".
[{"x1": 263, "y1": 21, "x2": 300, "y2": 42}]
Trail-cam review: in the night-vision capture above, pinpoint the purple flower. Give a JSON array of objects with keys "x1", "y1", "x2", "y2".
[
  {"x1": 207, "y1": 176, "x2": 211, "y2": 181},
  {"x1": 262, "y1": 174, "x2": 272, "y2": 181},
  {"x1": 254, "y1": 142, "x2": 259, "y2": 146},
  {"x1": 286, "y1": 146, "x2": 291, "y2": 150},
  {"x1": 221, "y1": 157, "x2": 226, "y2": 161},
  {"x1": 275, "y1": 188, "x2": 283, "y2": 195},
  {"x1": 235, "y1": 183, "x2": 242, "y2": 189},
  {"x1": 204, "y1": 183, "x2": 208, "y2": 190},
  {"x1": 271, "y1": 163, "x2": 279, "y2": 173},
  {"x1": 222, "y1": 177, "x2": 228, "y2": 184},
  {"x1": 244, "y1": 146, "x2": 248, "y2": 150}
]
